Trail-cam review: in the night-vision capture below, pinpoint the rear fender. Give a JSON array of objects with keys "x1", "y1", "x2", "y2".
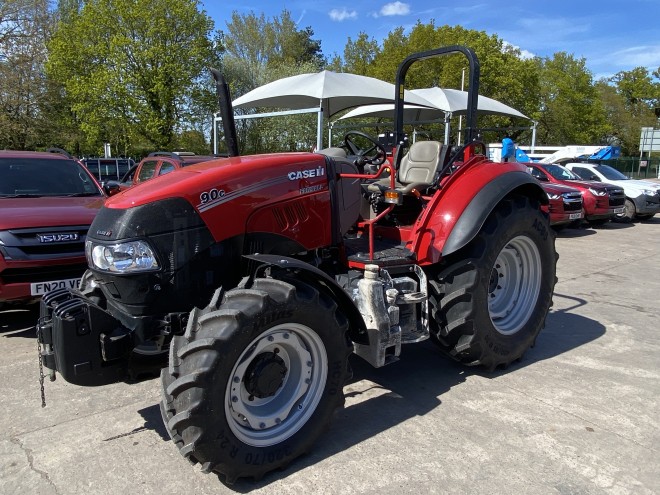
[
  {"x1": 412, "y1": 164, "x2": 547, "y2": 263},
  {"x1": 243, "y1": 254, "x2": 368, "y2": 345}
]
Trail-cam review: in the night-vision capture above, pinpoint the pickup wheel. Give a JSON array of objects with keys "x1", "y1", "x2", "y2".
[
  {"x1": 614, "y1": 199, "x2": 636, "y2": 222},
  {"x1": 428, "y1": 196, "x2": 557, "y2": 370},
  {"x1": 160, "y1": 277, "x2": 351, "y2": 484}
]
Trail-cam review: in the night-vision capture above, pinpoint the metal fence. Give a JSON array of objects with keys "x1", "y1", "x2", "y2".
[{"x1": 602, "y1": 156, "x2": 660, "y2": 179}]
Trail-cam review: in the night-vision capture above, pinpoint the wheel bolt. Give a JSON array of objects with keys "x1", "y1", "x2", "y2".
[
  {"x1": 231, "y1": 396, "x2": 238, "y2": 403},
  {"x1": 283, "y1": 333, "x2": 290, "y2": 339},
  {"x1": 233, "y1": 376, "x2": 240, "y2": 383},
  {"x1": 274, "y1": 348, "x2": 280, "y2": 354},
  {"x1": 249, "y1": 395, "x2": 254, "y2": 401},
  {"x1": 259, "y1": 423, "x2": 266, "y2": 429},
  {"x1": 306, "y1": 361, "x2": 312, "y2": 367},
  {"x1": 305, "y1": 378, "x2": 311, "y2": 384},
  {"x1": 275, "y1": 418, "x2": 281, "y2": 424},
  {"x1": 267, "y1": 335, "x2": 274, "y2": 342}
]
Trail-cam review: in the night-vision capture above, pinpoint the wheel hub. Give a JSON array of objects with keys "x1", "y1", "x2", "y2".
[{"x1": 244, "y1": 352, "x2": 287, "y2": 398}]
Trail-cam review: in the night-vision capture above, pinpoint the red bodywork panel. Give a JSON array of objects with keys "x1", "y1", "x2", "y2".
[
  {"x1": 406, "y1": 157, "x2": 531, "y2": 265},
  {"x1": 105, "y1": 153, "x2": 333, "y2": 250}
]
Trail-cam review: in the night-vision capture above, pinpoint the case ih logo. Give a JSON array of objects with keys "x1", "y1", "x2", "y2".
[
  {"x1": 37, "y1": 233, "x2": 80, "y2": 243},
  {"x1": 287, "y1": 167, "x2": 325, "y2": 181}
]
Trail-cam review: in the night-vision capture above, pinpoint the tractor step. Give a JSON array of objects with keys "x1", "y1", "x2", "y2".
[{"x1": 344, "y1": 236, "x2": 415, "y2": 267}]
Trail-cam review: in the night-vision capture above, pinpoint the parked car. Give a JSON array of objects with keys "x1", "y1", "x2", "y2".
[
  {"x1": 81, "y1": 157, "x2": 135, "y2": 186},
  {"x1": 564, "y1": 162, "x2": 660, "y2": 221},
  {"x1": 0, "y1": 149, "x2": 106, "y2": 307},
  {"x1": 107, "y1": 151, "x2": 218, "y2": 192},
  {"x1": 527, "y1": 163, "x2": 625, "y2": 225},
  {"x1": 539, "y1": 182, "x2": 584, "y2": 228}
]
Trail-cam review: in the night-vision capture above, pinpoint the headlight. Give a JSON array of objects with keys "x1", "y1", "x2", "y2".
[
  {"x1": 588, "y1": 187, "x2": 607, "y2": 197},
  {"x1": 547, "y1": 193, "x2": 561, "y2": 200},
  {"x1": 642, "y1": 189, "x2": 657, "y2": 196},
  {"x1": 86, "y1": 240, "x2": 159, "y2": 273}
]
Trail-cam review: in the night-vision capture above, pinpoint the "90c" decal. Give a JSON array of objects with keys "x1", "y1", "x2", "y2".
[{"x1": 199, "y1": 188, "x2": 226, "y2": 204}]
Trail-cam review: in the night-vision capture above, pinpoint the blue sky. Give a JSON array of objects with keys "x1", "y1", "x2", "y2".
[{"x1": 200, "y1": 0, "x2": 660, "y2": 80}]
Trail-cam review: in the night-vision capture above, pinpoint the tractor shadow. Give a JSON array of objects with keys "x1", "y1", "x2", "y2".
[
  {"x1": 222, "y1": 294, "x2": 605, "y2": 491},
  {"x1": 0, "y1": 304, "x2": 39, "y2": 338}
]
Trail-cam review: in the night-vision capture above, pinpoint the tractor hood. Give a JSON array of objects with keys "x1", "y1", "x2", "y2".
[{"x1": 0, "y1": 196, "x2": 105, "y2": 230}]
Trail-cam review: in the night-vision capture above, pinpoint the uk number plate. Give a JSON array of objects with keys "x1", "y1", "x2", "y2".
[
  {"x1": 569, "y1": 212, "x2": 583, "y2": 220},
  {"x1": 31, "y1": 278, "x2": 81, "y2": 296}
]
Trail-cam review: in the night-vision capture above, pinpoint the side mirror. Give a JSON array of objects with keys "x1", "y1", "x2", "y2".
[{"x1": 104, "y1": 181, "x2": 121, "y2": 196}]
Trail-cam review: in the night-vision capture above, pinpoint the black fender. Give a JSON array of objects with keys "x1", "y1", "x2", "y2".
[
  {"x1": 243, "y1": 254, "x2": 368, "y2": 345},
  {"x1": 443, "y1": 171, "x2": 548, "y2": 256}
]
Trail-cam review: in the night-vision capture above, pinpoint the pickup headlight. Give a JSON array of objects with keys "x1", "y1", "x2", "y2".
[
  {"x1": 642, "y1": 189, "x2": 657, "y2": 196},
  {"x1": 86, "y1": 240, "x2": 159, "y2": 273},
  {"x1": 547, "y1": 193, "x2": 561, "y2": 200},
  {"x1": 588, "y1": 187, "x2": 607, "y2": 197}
]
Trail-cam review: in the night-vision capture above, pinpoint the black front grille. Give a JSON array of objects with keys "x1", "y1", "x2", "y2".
[
  {"x1": 0, "y1": 263, "x2": 88, "y2": 284},
  {"x1": 563, "y1": 201, "x2": 582, "y2": 212},
  {"x1": 0, "y1": 225, "x2": 90, "y2": 262}
]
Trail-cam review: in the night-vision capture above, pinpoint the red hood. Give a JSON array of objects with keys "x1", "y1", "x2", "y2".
[
  {"x1": 541, "y1": 183, "x2": 581, "y2": 194},
  {"x1": 0, "y1": 196, "x2": 105, "y2": 230}
]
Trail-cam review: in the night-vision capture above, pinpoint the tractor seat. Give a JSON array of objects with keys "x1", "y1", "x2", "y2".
[
  {"x1": 316, "y1": 147, "x2": 347, "y2": 158},
  {"x1": 365, "y1": 140, "x2": 445, "y2": 195}
]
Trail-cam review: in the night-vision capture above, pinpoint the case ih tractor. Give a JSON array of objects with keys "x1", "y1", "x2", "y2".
[{"x1": 37, "y1": 46, "x2": 556, "y2": 483}]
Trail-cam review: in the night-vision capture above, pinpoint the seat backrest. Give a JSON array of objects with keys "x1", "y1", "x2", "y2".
[
  {"x1": 316, "y1": 147, "x2": 347, "y2": 158},
  {"x1": 397, "y1": 141, "x2": 442, "y2": 186}
]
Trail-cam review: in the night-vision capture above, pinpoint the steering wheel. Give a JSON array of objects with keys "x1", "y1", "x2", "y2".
[{"x1": 342, "y1": 131, "x2": 387, "y2": 168}]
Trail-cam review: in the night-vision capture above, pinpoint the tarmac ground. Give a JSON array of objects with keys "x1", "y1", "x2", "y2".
[{"x1": 1, "y1": 217, "x2": 658, "y2": 495}]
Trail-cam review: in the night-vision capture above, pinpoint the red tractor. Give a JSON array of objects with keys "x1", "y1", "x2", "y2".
[{"x1": 37, "y1": 46, "x2": 556, "y2": 483}]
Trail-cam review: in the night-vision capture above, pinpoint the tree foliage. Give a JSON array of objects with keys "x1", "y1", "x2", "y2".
[
  {"x1": 46, "y1": 0, "x2": 216, "y2": 154},
  {"x1": 0, "y1": 0, "x2": 52, "y2": 149},
  {"x1": 217, "y1": 10, "x2": 325, "y2": 154}
]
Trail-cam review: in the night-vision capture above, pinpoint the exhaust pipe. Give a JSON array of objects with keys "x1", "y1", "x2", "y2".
[{"x1": 210, "y1": 68, "x2": 239, "y2": 157}]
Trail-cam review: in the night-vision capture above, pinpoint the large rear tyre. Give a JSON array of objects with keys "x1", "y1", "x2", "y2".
[
  {"x1": 160, "y1": 277, "x2": 352, "y2": 483},
  {"x1": 428, "y1": 196, "x2": 557, "y2": 370}
]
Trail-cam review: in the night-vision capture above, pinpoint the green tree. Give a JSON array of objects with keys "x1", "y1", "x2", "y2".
[
  {"x1": 46, "y1": 0, "x2": 216, "y2": 154},
  {"x1": 0, "y1": 0, "x2": 52, "y2": 149},
  {"x1": 218, "y1": 10, "x2": 326, "y2": 154},
  {"x1": 533, "y1": 52, "x2": 609, "y2": 145},
  {"x1": 338, "y1": 22, "x2": 540, "y2": 145}
]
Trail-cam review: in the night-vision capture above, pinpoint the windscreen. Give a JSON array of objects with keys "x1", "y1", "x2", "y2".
[{"x1": 0, "y1": 158, "x2": 103, "y2": 197}]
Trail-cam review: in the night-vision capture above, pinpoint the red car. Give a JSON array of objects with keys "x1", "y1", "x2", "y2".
[
  {"x1": 108, "y1": 151, "x2": 218, "y2": 193},
  {"x1": 528, "y1": 163, "x2": 625, "y2": 225},
  {"x1": 539, "y1": 182, "x2": 584, "y2": 228},
  {"x1": 0, "y1": 149, "x2": 106, "y2": 306}
]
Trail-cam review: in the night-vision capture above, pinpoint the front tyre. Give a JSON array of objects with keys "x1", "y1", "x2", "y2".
[
  {"x1": 428, "y1": 196, "x2": 557, "y2": 370},
  {"x1": 160, "y1": 277, "x2": 352, "y2": 483}
]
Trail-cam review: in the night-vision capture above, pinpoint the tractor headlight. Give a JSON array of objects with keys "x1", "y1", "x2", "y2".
[
  {"x1": 588, "y1": 187, "x2": 607, "y2": 197},
  {"x1": 86, "y1": 240, "x2": 159, "y2": 273}
]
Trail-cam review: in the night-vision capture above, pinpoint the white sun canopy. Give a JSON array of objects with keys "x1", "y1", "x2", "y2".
[
  {"x1": 338, "y1": 87, "x2": 529, "y2": 144},
  {"x1": 223, "y1": 71, "x2": 435, "y2": 150}
]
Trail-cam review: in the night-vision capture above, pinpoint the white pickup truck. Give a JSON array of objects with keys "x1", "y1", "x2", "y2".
[{"x1": 565, "y1": 162, "x2": 660, "y2": 221}]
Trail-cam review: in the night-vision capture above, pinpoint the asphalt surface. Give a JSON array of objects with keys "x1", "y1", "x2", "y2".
[{"x1": 1, "y1": 218, "x2": 659, "y2": 495}]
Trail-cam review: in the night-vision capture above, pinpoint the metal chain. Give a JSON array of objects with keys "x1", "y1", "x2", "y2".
[{"x1": 36, "y1": 324, "x2": 46, "y2": 408}]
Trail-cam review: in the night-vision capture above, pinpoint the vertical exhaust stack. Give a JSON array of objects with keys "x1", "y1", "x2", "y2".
[{"x1": 210, "y1": 68, "x2": 240, "y2": 157}]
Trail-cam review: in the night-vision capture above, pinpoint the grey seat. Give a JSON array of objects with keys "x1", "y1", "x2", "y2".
[
  {"x1": 316, "y1": 147, "x2": 347, "y2": 158},
  {"x1": 366, "y1": 140, "x2": 444, "y2": 194}
]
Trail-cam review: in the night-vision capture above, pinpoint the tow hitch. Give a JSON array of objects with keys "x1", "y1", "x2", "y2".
[{"x1": 36, "y1": 288, "x2": 133, "y2": 394}]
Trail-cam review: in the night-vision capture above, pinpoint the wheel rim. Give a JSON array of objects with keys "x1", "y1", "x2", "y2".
[
  {"x1": 488, "y1": 235, "x2": 542, "y2": 335},
  {"x1": 225, "y1": 323, "x2": 327, "y2": 447}
]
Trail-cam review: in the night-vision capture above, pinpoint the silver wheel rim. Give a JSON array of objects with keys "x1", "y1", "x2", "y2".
[
  {"x1": 225, "y1": 323, "x2": 327, "y2": 447},
  {"x1": 488, "y1": 235, "x2": 542, "y2": 335}
]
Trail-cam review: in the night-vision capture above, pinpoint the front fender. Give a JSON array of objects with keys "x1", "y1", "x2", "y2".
[
  {"x1": 243, "y1": 254, "x2": 368, "y2": 345},
  {"x1": 412, "y1": 163, "x2": 547, "y2": 263}
]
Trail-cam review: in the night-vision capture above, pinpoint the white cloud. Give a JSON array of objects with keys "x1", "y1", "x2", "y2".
[
  {"x1": 329, "y1": 8, "x2": 358, "y2": 22},
  {"x1": 379, "y1": 2, "x2": 410, "y2": 16},
  {"x1": 503, "y1": 41, "x2": 535, "y2": 60}
]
